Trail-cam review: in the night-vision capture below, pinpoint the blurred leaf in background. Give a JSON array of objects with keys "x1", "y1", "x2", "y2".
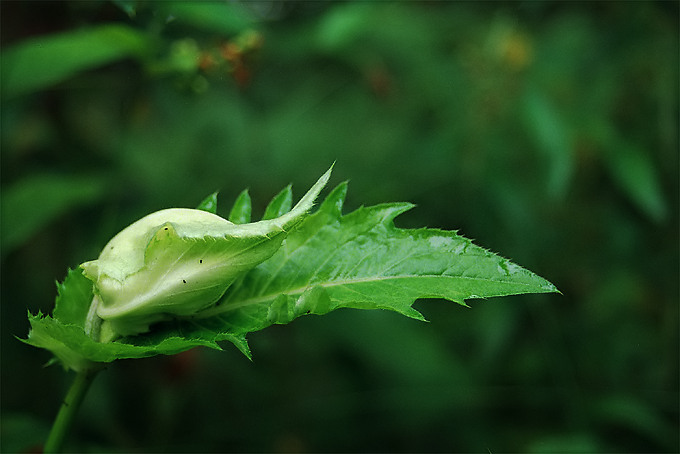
[
  {"x1": 1, "y1": 24, "x2": 151, "y2": 98},
  {"x1": 1, "y1": 174, "x2": 109, "y2": 257},
  {"x1": 1, "y1": 1, "x2": 677, "y2": 452}
]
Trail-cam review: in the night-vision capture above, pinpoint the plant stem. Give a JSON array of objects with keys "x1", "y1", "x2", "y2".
[{"x1": 44, "y1": 367, "x2": 100, "y2": 453}]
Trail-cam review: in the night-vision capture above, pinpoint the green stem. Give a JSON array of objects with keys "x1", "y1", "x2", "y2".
[{"x1": 44, "y1": 367, "x2": 100, "y2": 453}]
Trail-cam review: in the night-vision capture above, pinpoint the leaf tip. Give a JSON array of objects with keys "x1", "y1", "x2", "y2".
[
  {"x1": 319, "y1": 181, "x2": 349, "y2": 216},
  {"x1": 196, "y1": 191, "x2": 219, "y2": 214}
]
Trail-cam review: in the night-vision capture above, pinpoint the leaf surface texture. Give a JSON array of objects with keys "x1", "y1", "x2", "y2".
[{"x1": 25, "y1": 179, "x2": 558, "y2": 370}]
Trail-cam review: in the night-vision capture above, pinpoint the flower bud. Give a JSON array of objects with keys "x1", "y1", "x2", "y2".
[{"x1": 81, "y1": 167, "x2": 331, "y2": 342}]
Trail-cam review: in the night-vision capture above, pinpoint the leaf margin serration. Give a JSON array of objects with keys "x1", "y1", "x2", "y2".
[{"x1": 23, "y1": 175, "x2": 559, "y2": 371}]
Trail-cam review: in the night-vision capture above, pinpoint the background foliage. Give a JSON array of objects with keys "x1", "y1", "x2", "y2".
[{"x1": 1, "y1": 1, "x2": 678, "y2": 452}]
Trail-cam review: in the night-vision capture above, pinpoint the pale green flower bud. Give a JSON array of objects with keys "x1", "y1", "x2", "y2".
[{"x1": 81, "y1": 168, "x2": 331, "y2": 342}]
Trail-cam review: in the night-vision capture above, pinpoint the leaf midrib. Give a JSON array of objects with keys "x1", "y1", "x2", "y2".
[{"x1": 197, "y1": 273, "x2": 544, "y2": 318}]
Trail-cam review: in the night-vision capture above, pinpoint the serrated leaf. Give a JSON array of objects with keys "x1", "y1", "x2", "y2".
[
  {"x1": 23, "y1": 169, "x2": 557, "y2": 370},
  {"x1": 262, "y1": 185, "x2": 293, "y2": 220},
  {"x1": 176, "y1": 181, "x2": 556, "y2": 356},
  {"x1": 52, "y1": 268, "x2": 93, "y2": 326},
  {"x1": 196, "y1": 191, "x2": 218, "y2": 214},
  {"x1": 23, "y1": 269, "x2": 245, "y2": 370},
  {"x1": 80, "y1": 167, "x2": 333, "y2": 340},
  {"x1": 193, "y1": 182, "x2": 558, "y2": 333},
  {"x1": 23, "y1": 310, "x2": 227, "y2": 371},
  {"x1": 228, "y1": 189, "x2": 251, "y2": 224}
]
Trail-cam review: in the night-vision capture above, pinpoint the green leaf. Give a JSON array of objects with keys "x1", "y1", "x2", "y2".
[
  {"x1": 24, "y1": 169, "x2": 558, "y2": 370},
  {"x1": 79, "y1": 167, "x2": 333, "y2": 340},
  {"x1": 604, "y1": 141, "x2": 667, "y2": 223},
  {"x1": 23, "y1": 269, "x2": 235, "y2": 370},
  {"x1": 24, "y1": 308, "x2": 226, "y2": 372},
  {"x1": 160, "y1": 2, "x2": 255, "y2": 36},
  {"x1": 590, "y1": 120, "x2": 667, "y2": 222},
  {"x1": 228, "y1": 189, "x2": 252, "y2": 224},
  {"x1": 262, "y1": 185, "x2": 293, "y2": 220},
  {"x1": 0, "y1": 174, "x2": 108, "y2": 257},
  {"x1": 521, "y1": 88, "x2": 574, "y2": 198},
  {"x1": 111, "y1": 0, "x2": 138, "y2": 18},
  {"x1": 196, "y1": 192, "x2": 218, "y2": 214},
  {"x1": 1, "y1": 24, "x2": 150, "y2": 98},
  {"x1": 52, "y1": 268, "x2": 94, "y2": 327},
  {"x1": 197, "y1": 182, "x2": 558, "y2": 331}
]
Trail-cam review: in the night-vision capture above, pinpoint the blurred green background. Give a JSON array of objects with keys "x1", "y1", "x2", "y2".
[{"x1": 1, "y1": 1, "x2": 678, "y2": 452}]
